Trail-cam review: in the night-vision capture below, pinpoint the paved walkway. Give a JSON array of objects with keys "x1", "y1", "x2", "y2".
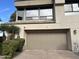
[
  {"x1": 13, "y1": 50, "x2": 79, "y2": 59},
  {"x1": 0, "y1": 56, "x2": 4, "y2": 59}
]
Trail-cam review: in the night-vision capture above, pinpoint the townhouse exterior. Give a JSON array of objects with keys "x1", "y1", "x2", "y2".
[{"x1": 11, "y1": 0, "x2": 79, "y2": 52}]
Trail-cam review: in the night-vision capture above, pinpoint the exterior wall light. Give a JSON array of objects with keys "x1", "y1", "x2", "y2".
[{"x1": 73, "y1": 30, "x2": 77, "y2": 35}]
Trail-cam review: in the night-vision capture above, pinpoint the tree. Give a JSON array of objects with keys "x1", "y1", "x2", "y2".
[
  {"x1": 7, "y1": 25, "x2": 20, "y2": 40},
  {"x1": 10, "y1": 12, "x2": 16, "y2": 22},
  {"x1": 0, "y1": 24, "x2": 8, "y2": 41},
  {"x1": 0, "y1": 24, "x2": 9, "y2": 31},
  {"x1": 0, "y1": 24, "x2": 20, "y2": 40},
  {"x1": 0, "y1": 18, "x2": 2, "y2": 21}
]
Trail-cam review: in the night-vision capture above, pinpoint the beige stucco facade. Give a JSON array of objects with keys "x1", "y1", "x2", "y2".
[
  {"x1": 15, "y1": 0, "x2": 64, "y2": 6},
  {"x1": 11, "y1": 0, "x2": 79, "y2": 52}
]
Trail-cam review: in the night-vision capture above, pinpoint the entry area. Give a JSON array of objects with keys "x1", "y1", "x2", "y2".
[{"x1": 25, "y1": 29, "x2": 71, "y2": 50}]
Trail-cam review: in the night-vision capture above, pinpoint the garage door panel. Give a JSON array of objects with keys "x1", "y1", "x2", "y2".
[{"x1": 27, "y1": 31, "x2": 67, "y2": 50}]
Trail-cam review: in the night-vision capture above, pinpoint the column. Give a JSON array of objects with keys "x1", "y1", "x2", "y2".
[
  {"x1": 24, "y1": 9, "x2": 26, "y2": 21},
  {"x1": 16, "y1": 10, "x2": 18, "y2": 22}
]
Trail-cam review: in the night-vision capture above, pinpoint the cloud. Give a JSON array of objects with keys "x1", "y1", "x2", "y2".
[{"x1": 0, "y1": 8, "x2": 10, "y2": 13}]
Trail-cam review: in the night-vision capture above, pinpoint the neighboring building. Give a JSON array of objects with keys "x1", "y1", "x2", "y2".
[{"x1": 11, "y1": 0, "x2": 79, "y2": 52}]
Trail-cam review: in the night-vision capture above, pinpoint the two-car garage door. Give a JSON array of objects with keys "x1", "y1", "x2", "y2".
[{"x1": 26, "y1": 30, "x2": 68, "y2": 50}]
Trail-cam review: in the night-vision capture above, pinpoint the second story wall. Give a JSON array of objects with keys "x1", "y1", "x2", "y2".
[
  {"x1": 15, "y1": 0, "x2": 65, "y2": 7},
  {"x1": 14, "y1": 0, "x2": 79, "y2": 25},
  {"x1": 15, "y1": 0, "x2": 52, "y2": 7},
  {"x1": 55, "y1": 2, "x2": 79, "y2": 26}
]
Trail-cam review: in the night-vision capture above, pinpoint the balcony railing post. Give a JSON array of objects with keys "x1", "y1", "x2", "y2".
[
  {"x1": 52, "y1": 0, "x2": 56, "y2": 22},
  {"x1": 16, "y1": 10, "x2": 18, "y2": 21},
  {"x1": 24, "y1": 9, "x2": 26, "y2": 21}
]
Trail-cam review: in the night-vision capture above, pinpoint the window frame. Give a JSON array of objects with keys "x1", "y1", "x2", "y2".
[
  {"x1": 25, "y1": 8, "x2": 53, "y2": 20},
  {"x1": 65, "y1": 3, "x2": 79, "y2": 13},
  {"x1": 17, "y1": 8, "x2": 53, "y2": 20}
]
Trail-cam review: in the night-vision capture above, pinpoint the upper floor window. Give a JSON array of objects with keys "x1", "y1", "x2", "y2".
[
  {"x1": 17, "y1": 10, "x2": 24, "y2": 20},
  {"x1": 64, "y1": 0, "x2": 79, "y2": 15},
  {"x1": 65, "y1": 3, "x2": 79, "y2": 12},
  {"x1": 17, "y1": 8, "x2": 53, "y2": 20},
  {"x1": 26, "y1": 9, "x2": 53, "y2": 20},
  {"x1": 26, "y1": 10, "x2": 39, "y2": 20},
  {"x1": 64, "y1": 3, "x2": 79, "y2": 15}
]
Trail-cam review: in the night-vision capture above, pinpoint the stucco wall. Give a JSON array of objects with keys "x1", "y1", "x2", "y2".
[
  {"x1": 15, "y1": 0, "x2": 52, "y2": 7},
  {"x1": 13, "y1": 0, "x2": 79, "y2": 52},
  {"x1": 15, "y1": 0, "x2": 65, "y2": 7}
]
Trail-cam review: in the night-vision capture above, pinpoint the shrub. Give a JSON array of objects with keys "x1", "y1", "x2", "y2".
[
  {"x1": 0, "y1": 43, "x2": 2, "y2": 55},
  {"x1": 2, "y1": 38, "x2": 25, "y2": 59},
  {"x1": 2, "y1": 40, "x2": 19, "y2": 58},
  {"x1": 4, "y1": 56, "x2": 12, "y2": 59},
  {"x1": 15, "y1": 38, "x2": 25, "y2": 52}
]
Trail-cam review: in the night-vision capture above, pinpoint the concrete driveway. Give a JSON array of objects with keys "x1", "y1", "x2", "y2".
[{"x1": 13, "y1": 50, "x2": 79, "y2": 59}]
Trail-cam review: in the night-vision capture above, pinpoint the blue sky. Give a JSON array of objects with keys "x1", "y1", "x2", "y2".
[{"x1": 0, "y1": 0, "x2": 16, "y2": 22}]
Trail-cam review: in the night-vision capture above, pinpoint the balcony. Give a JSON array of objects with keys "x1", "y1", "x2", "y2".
[{"x1": 15, "y1": 7, "x2": 55, "y2": 23}]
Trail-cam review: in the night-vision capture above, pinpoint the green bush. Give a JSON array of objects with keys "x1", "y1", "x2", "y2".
[
  {"x1": 4, "y1": 55, "x2": 12, "y2": 59},
  {"x1": 2, "y1": 38, "x2": 25, "y2": 59},
  {"x1": 2, "y1": 40, "x2": 18, "y2": 58},
  {"x1": 15, "y1": 38, "x2": 25, "y2": 52},
  {"x1": 0, "y1": 43, "x2": 2, "y2": 55}
]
